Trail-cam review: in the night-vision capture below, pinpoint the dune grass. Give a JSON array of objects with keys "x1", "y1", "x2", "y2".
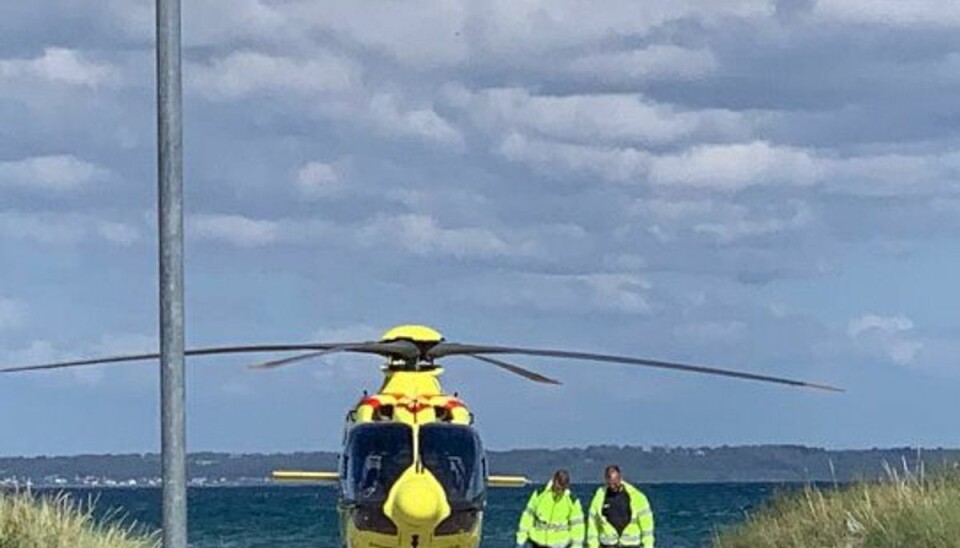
[
  {"x1": 714, "y1": 464, "x2": 960, "y2": 547},
  {"x1": 0, "y1": 490, "x2": 157, "y2": 548}
]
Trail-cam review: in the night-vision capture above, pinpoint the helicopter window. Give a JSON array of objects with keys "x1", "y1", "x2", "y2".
[
  {"x1": 419, "y1": 424, "x2": 486, "y2": 505},
  {"x1": 342, "y1": 423, "x2": 413, "y2": 503},
  {"x1": 373, "y1": 404, "x2": 394, "y2": 421}
]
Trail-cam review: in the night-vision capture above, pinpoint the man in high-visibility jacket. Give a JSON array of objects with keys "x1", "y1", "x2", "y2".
[
  {"x1": 586, "y1": 465, "x2": 654, "y2": 547},
  {"x1": 516, "y1": 469, "x2": 585, "y2": 547}
]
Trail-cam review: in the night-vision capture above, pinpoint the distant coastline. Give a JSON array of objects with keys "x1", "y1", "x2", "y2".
[{"x1": 2, "y1": 445, "x2": 957, "y2": 488}]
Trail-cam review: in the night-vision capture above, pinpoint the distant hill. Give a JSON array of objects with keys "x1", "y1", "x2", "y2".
[
  {"x1": 2, "y1": 446, "x2": 958, "y2": 487},
  {"x1": 488, "y1": 445, "x2": 960, "y2": 483}
]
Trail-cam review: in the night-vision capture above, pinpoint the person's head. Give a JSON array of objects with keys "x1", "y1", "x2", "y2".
[
  {"x1": 551, "y1": 469, "x2": 570, "y2": 495},
  {"x1": 604, "y1": 465, "x2": 622, "y2": 491}
]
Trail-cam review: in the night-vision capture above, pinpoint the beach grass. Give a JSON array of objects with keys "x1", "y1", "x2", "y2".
[
  {"x1": 0, "y1": 489, "x2": 157, "y2": 547},
  {"x1": 714, "y1": 464, "x2": 960, "y2": 547}
]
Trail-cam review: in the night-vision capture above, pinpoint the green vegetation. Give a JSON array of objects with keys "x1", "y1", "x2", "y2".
[
  {"x1": 0, "y1": 490, "x2": 156, "y2": 547},
  {"x1": 714, "y1": 466, "x2": 960, "y2": 547}
]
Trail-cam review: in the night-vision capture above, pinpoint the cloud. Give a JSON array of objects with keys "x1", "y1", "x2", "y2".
[
  {"x1": 1, "y1": 339, "x2": 61, "y2": 366},
  {"x1": 498, "y1": 136, "x2": 824, "y2": 189},
  {"x1": 189, "y1": 52, "x2": 463, "y2": 149},
  {"x1": 498, "y1": 135, "x2": 960, "y2": 197},
  {"x1": 189, "y1": 50, "x2": 358, "y2": 98},
  {"x1": 91, "y1": 332, "x2": 157, "y2": 355},
  {"x1": 189, "y1": 214, "x2": 281, "y2": 247},
  {"x1": 0, "y1": 212, "x2": 140, "y2": 246},
  {"x1": 6, "y1": 0, "x2": 960, "y2": 451},
  {"x1": 285, "y1": 1, "x2": 469, "y2": 67},
  {"x1": 357, "y1": 214, "x2": 532, "y2": 258},
  {"x1": 0, "y1": 48, "x2": 118, "y2": 87},
  {"x1": 848, "y1": 314, "x2": 924, "y2": 366},
  {"x1": 814, "y1": 0, "x2": 960, "y2": 26},
  {"x1": 0, "y1": 155, "x2": 108, "y2": 192},
  {"x1": 186, "y1": 212, "x2": 539, "y2": 259},
  {"x1": 295, "y1": 161, "x2": 342, "y2": 199},
  {"x1": 692, "y1": 205, "x2": 812, "y2": 244},
  {"x1": 366, "y1": 94, "x2": 464, "y2": 148},
  {"x1": 0, "y1": 297, "x2": 27, "y2": 331},
  {"x1": 462, "y1": 0, "x2": 770, "y2": 57},
  {"x1": 648, "y1": 142, "x2": 824, "y2": 190},
  {"x1": 848, "y1": 314, "x2": 914, "y2": 338},
  {"x1": 96, "y1": 221, "x2": 141, "y2": 246},
  {"x1": 567, "y1": 45, "x2": 719, "y2": 83},
  {"x1": 448, "y1": 272, "x2": 653, "y2": 315},
  {"x1": 458, "y1": 88, "x2": 749, "y2": 147},
  {"x1": 825, "y1": 152, "x2": 959, "y2": 197},
  {"x1": 498, "y1": 133, "x2": 651, "y2": 183}
]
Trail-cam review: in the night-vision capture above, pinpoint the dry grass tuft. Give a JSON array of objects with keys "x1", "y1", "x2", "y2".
[
  {"x1": 714, "y1": 464, "x2": 960, "y2": 547},
  {"x1": 0, "y1": 490, "x2": 158, "y2": 547}
]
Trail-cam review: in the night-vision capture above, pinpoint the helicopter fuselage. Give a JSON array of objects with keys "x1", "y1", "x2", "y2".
[{"x1": 338, "y1": 367, "x2": 486, "y2": 548}]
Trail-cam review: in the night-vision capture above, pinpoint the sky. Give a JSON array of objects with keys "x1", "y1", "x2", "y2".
[{"x1": 2, "y1": 0, "x2": 960, "y2": 457}]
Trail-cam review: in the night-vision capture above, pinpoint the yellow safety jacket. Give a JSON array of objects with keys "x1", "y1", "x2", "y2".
[
  {"x1": 516, "y1": 483, "x2": 585, "y2": 547},
  {"x1": 586, "y1": 482, "x2": 654, "y2": 547}
]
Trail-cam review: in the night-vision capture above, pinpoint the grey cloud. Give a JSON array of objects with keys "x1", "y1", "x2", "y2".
[
  {"x1": 847, "y1": 313, "x2": 924, "y2": 367},
  {"x1": 295, "y1": 161, "x2": 343, "y2": 200},
  {"x1": 452, "y1": 87, "x2": 751, "y2": 148},
  {"x1": 566, "y1": 45, "x2": 718, "y2": 84},
  {"x1": 189, "y1": 214, "x2": 281, "y2": 247},
  {"x1": 365, "y1": 93, "x2": 465, "y2": 149},
  {"x1": 0, "y1": 155, "x2": 110, "y2": 192},
  {"x1": 443, "y1": 271, "x2": 653, "y2": 315},
  {"x1": 813, "y1": 1, "x2": 960, "y2": 27},
  {"x1": 188, "y1": 50, "x2": 359, "y2": 99},
  {"x1": 497, "y1": 133, "x2": 651, "y2": 183},
  {"x1": 0, "y1": 48, "x2": 119, "y2": 87},
  {"x1": 497, "y1": 134, "x2": 960, "y2": 199},
  {"x1": 0, "y1": 211, "x2": 140, "y2": 246},
  {"x1": 185, "y1": 212, "x2": 545, "y2": 260}
]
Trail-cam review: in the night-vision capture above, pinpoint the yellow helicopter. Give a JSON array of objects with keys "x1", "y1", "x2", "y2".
[{"x1": 0, "y1": 323, "x2": 840, "y2": 547}]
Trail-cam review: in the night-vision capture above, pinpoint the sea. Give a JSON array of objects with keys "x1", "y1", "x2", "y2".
[{"x1": 43, "y1": 482, "x2": 809, "y2": 547}]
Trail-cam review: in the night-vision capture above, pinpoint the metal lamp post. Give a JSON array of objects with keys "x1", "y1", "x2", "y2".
[{"x1": 156, "y1": 0, "x2": 187, "y2": 545}]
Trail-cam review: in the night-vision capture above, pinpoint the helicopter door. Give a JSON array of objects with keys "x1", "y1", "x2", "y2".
[{"x1": 341, "y1": 423, "x2": 413, "y2": 503}]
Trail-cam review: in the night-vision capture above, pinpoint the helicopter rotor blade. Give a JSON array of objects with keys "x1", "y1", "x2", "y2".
[
  {"x1": 248, "y1": 340, "x2": 422, "y2": 370},
  {"x1": 0, "y1": 340, "x2": 421, "y2": 374},
  {"x1": 430, "y1": 343, "x2": 842, "y2": 392},
  {"x1": 464, "y1": 354, "x2": 562, "y2": 385},
  {"x1": 249, "y1": 350, "x2": 337, "y2": 370}
]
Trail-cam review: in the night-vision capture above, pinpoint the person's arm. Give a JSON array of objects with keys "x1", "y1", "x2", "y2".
[
  {"x1": 516, "y1": 491, "x2": 538, "y2": 546},
  {"x1": 634, "y1": 493, "x2": 655, "y2": 548},
  {"x1": 585, "y1": 490, "x2": 601, "y2": 548},
  {"x1": 570, "y1": 497, "x2": 585, "y2": 548}
]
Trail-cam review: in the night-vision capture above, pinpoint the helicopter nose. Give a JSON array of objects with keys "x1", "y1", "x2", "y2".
[{"x1": 394, "y1": 476, "x2": 443, "y2": 525}]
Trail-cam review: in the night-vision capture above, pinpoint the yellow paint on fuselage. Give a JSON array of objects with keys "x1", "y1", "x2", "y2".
[
  {"x1": 355, "y1": 369, "x2": 471, "y2": 426},
  {"x1": 383, "y1": 466, "x2": 452, "y2": 545}
]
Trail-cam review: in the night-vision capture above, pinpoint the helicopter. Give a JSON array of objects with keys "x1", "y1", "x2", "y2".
[{"x1": 1, "y1": 323, "x2": 841, "y2": 547}]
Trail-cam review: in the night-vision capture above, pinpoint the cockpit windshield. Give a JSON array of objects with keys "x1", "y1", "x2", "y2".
[
  {"x1": 419, "y1": 424, "x2": 486, "y2": 505},
  {"x1": 341, "y1": 423, "x2": 413, "y2": 503}
]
